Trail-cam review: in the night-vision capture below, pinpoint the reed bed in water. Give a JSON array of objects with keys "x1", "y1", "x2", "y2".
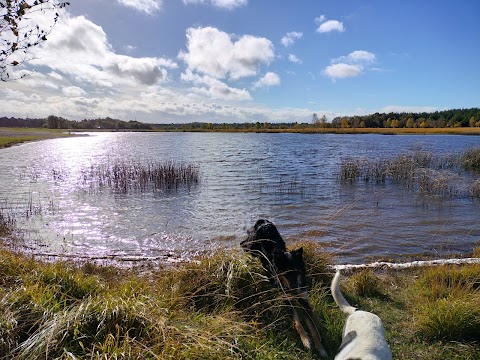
[
  {"x1": 0, "y1": 201, "x2": 16, "y2": 236},
  {"x1": 81, "y1": 160, "x2": 201, "y2": 193},
  {"x1": 340, "y1": 147, "x2": 480, "y2": 198}
]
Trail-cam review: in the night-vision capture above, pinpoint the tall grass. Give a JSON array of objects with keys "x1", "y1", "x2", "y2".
[
  {"x1": 340, "y1": 147, "x2": 480, "y2": 198},
  {"x1": 408, "y1": 265, "x2": 480, "y2": 342},
  {"x1": 1, "y1": 245, "x2": 479, "y2": 359},
  {"x1": 0, "y1": 248, "x2": 334, "y2": 359},
  {"x1": 81, "y1": 160, "x2": 201, "y2": 193}
]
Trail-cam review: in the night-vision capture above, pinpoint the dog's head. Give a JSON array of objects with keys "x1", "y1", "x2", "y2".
[
  {"x1": 272, "y1": 247, "x2": 308, "y2": 297},
  {"x1": 240, "y1": 219, "x2": 287, "y2": 256}
]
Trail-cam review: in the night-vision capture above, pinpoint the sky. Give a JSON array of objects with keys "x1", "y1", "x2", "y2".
[{"x1": 1, "y1": 0, "x2": 479, "y2": 124}]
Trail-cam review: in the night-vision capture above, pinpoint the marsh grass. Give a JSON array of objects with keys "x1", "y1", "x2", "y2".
[
  {"x1": 340, "y1": 147, "x2": 480, "y2": 198},
  {"x1": 461, "y1": 147, "x2": 480, "y2": 171},
  {"x1": 347, "y1": 269, "x2": 383, "y2": 298},
  {"x1": 81, "y1": 160, "x2": 201, "y2": 194},
  {"x1": 0, "y1": 201, "x2": 16, "y2": 236},
  {"x1": 1, "y1": 246, "x2": 479, "y2": 359},
  {"x1": 408, "y1": 265, "x2": 480, "y2": 342}
]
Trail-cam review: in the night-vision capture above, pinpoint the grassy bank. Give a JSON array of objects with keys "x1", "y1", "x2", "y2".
[
  {"x1": 0, "y1": 128, "x2": 73, "y2": 148},
  {"x1": 0, "y1": 243, "x2": 478, "y2": 359}
]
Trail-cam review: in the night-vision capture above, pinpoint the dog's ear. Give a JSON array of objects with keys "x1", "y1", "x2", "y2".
[
  {"x1": 290, "y1": 247, "x2": 306, "y2": 273},
  {"x1": 291, "y1": 247, "x2": 304, "y2": 258}
]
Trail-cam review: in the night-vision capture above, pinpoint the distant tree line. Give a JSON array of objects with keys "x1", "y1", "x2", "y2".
[
  {"x1": 0, "y1": 115, "x2": 153, "y2": 130},
  {"x1": 329, "y1": 108, "x2": 480, "y2": 129},
  {"x1": 0, "y1": 108, "x2": 479, "y2": 131}
]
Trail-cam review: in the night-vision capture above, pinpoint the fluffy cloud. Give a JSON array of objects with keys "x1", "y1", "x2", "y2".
[
  {"x1": 181, "y1": 69, "x2": 252, "y2": 100},
  {"x1": 182, "y1": 0, "x2": 247, "y2": 10},
  {"x1": 317, "y1": 20, "x2": 345, "y2": 33},
  {"x1": 324, "y1": 50, "x2": 376, "y2": 80},
  {"x1": 315, "y1": 15, "x2": 345, "y2": 33},
  {"x1": 62, "y1": 86, "x2": 87, "y2": 97},
  {"x1": 178, "y1": 26, "x2": 274, "y2": 80},
  {"x1": 116, "y1": 0, "x2": 162, "y2": 13},
  {"x1": 252, "y1": 72, "x2": 280, "y2": 89},
  {"x1": 281, "y1": 31, "x2": 303, "y2": 47},
  {"x1": 324, "y1": 63, "x2": 362, "y2": 80},
  {"x1": 28, "y1": 14, "x2": 177, "y2": 87},
  {"x1": 346, "y1": 50, "x2": 376, "y2": 63}
]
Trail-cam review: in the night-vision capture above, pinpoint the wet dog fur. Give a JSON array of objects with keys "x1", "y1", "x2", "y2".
[
  {"x1": 331, "y1": 270, "x2": 392, "y2": 360},
  {"x1": 241, "y1": 219, "x2": 328, "y2": 357}
]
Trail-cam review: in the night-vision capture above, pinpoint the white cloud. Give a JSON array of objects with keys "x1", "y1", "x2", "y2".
[
  {"x1": 178, "y1": 26, "x2": 274, "y2": 80},
  {"x1": 48, "y1": 72, "x2": 63, "y2": 81},
  {"x1": 281, "y1": 31, "x2": 303, "y2": 47},
  {"x1": 324, "y1": 63, "x2": 362, "y2": 80},
  {"x1": 182, "y1": 0, "x2": 247, "y2": 10},
  {"x1": 28, "y1": 14, "x2": 177, "y2": 87},
  {"x1": 332, "y1": 50, "x2": 376, "y2": 66},
  {"x1": 288, "y1": 54, "x2": 302, "y2": 64},
  {"x1": 116, "y1": 0, "x2": 162, "y2": 13},
  {"x1": 380, "y1": 105, "x2": 438, "y2": 114},
  {"x1": 317, "y1": 20, "x2": 345, "y2": 33},
  {"x1": 181, "y1": 69, "x2": 252, "y2": 101},
  {"x1": 325, "y1": 50, "x2": 377, "y2": 80},
  {"x1": 346, "y1": 50, "x2": 376, "y2": 63},
  {"x1": 62, "y1": 86, "x2": 87, "y2": 97},
  {"x1": 252, "y1": 72, "x2": 281, "y2": 89}
]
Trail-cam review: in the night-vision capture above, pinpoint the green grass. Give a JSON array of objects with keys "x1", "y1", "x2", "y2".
[
  {"x1": 0, "y1": 246, "x2": 479, "y2": 359},
  {"x1": 0, "y1": 128, "x2": 71, "y2": 148}
]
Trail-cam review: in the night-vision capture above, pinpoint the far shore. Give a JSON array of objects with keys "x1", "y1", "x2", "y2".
[
  {"x1": 1, "y1": 125, "x2": 479, "y2": 150},
  {"x1": 0, "y1": 127, "x2": 80, "y2": 148}
]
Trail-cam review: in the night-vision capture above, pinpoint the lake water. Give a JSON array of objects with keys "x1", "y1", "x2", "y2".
[{"x1": 0, "y1": 132, "x2": 479, "y2": 264}]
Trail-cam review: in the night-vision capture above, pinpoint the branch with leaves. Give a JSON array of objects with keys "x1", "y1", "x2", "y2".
[{"x1": 0, "y1": 0, "x2": 69, "y2": 81}]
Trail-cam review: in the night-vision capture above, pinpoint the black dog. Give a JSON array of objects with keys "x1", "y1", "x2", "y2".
[{"x1": 241, "y1": 219, "x2": 328, "y2": 357}]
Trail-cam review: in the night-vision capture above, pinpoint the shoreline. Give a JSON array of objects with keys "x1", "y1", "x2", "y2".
[{"x1": 3, "y1": 238, "x2": 479, "y2": 271}]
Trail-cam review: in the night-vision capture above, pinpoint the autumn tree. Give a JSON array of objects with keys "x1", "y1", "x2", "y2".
[{"x1": 0, "y1": 0, "x2": 69, "y2": 81}]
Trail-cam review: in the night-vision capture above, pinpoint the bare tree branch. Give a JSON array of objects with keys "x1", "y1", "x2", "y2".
[{"x1": 0, "y1": 0, "x2": 70, "y2": 81}]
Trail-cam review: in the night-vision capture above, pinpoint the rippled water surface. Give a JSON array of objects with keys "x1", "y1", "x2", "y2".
[{"x1": 1, "y1": 132, "x2": 479, "y2": 264}]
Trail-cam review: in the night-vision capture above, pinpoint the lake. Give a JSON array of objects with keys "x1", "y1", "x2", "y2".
[{"x1": 0, "y1": 132, "x2": 479, "y2": 264}]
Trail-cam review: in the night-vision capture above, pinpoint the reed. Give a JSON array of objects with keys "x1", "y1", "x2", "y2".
[
  {"x1": 258, "y1": 176, "x2": 308, "y2": 196},
  {"x1": 0, "y1": 201, "x2": 16, "y2": 236},
  {"x1": 461, "y1": 147, "x2": 480, "y2": 171},
  {"x1": 82, "y1": 160, "x2": 201, "y2": 193},
  {"x1": 340, "y1": 148, "x2": 480, "y2": 198}
]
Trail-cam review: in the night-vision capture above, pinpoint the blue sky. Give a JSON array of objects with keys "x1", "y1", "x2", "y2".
[{"x1": 1, "y1": 0, "x2": 479, "y2": 123}]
